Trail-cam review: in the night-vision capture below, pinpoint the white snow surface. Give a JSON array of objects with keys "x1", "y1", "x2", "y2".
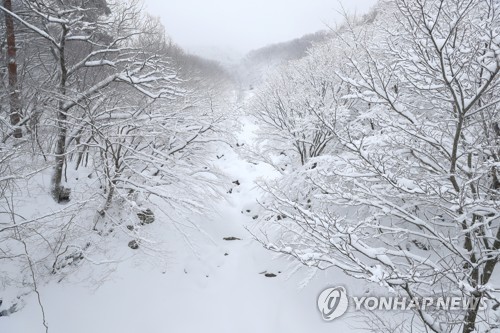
[{"x1": 0, "y1": 93, "x2": 366, "y2": 333}]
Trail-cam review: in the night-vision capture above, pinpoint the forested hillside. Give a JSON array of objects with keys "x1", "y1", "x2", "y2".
[
  {"x1": 237, "y1": 30, "x2": 330, "y2": 87},
  {"x1": 1, "y1": 0, "x2": 499, "y2": 333},
  {"x1": 0, "y1": 0, "x2": 235, "y2": 324},
  {"x1": 249, "y1": 1, "x2": 500, "y2": 332}
]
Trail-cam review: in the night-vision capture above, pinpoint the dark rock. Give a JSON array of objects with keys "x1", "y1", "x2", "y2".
[
  {"x1": 224, "y1": 253, "x2": 229, "y2": 256},
  {"x1": 137, "y1": 208, "x2": 154, "y2": 225},
  {"x1": 126, "y1": 225, "x2": 134, "y2": 231},
  {"x1": 128, "y1": 240, "x2": 139, "y2": 250},
  {"x1": 252, "y1": 215, "x2": 259, "y2": 220},
  {"x1": 264, "y1": 273, "x2": 277, "y2": 278},
  {"x1": 232, "y1": 180, "x2": 240, "y2": 186},
  {"x1": 0, "y1": 304, "x2": 16, "y2": 317},
  {"x1": 223, "y1": 237, "x2": 241, "y2": 241}
]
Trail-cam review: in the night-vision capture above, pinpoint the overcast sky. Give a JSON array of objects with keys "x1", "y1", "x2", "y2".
[{"x1": 143, "y1": 0, "x2": 378, "y2": 58}]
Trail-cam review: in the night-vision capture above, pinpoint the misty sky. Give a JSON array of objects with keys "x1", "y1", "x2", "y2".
[{"x1": 143, "y1": 0, "x2": 378, "y2": 58}]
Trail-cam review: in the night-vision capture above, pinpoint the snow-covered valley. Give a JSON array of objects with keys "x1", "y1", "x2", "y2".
[
  {"x1": 1, "y1": 1, "x2": 499, "y2": 332},
  {"x1": 0, "y1": 111, "x2": 364, "y2": 333}
]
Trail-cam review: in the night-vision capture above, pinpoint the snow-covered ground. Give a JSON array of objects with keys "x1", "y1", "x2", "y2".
[{"x1": 0, "y1": 96, "x2": 366, "y2": 333}]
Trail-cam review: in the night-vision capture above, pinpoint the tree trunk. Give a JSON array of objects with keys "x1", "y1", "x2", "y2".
[
  {"x1": 4, "y1": 0, "x2": 22, "y2": 138},
  {"x1": 51, "y1": 26, "x2": 69, "y2": 201}
]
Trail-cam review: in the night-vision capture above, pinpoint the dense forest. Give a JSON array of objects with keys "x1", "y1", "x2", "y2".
[{"x1": 1, "y1": 0, "x2": 499, "y2": 332}]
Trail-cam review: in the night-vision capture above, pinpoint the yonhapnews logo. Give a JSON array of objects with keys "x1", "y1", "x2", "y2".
[
  {"x1": 317, "y1": 286, "x2": 487, "y2": 321},
  {"x1": 317, "y1": 286, "x2": 349, "y2": 321}
]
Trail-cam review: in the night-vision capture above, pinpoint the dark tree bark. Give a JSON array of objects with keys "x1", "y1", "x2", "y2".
[{"x1": 3, "y1": 0, "x2": 22, "y2": 138}]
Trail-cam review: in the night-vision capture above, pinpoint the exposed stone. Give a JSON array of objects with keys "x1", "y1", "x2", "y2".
[
  {"x1": 223, "y1": 237, "x2": 241, "y2": 241},
  {"x1": 0, "y1": 303, "x2": 17, "y2": 317},
  {"x1": 137, "y1": 208, "x2": 154, "y2": 225},
  {"x1": 128, "y1": 240, "x2": 139, "y2": 250}
]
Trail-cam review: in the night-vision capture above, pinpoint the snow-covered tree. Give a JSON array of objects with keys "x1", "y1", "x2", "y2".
[
  {"x1": 255, "y1": 1, "x2": 500, "y2": 332},
  {"x1": 0, "y1": 0, "x2": 233, "y2": 323},
  {"x1": 0, "y1": 0, "x2": 186, "y2": 201},
  {"x1": 251, "y1": 47, "x2": 356, "y2": 171}
]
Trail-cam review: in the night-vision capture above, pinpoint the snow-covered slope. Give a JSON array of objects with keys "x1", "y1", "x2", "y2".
[{"x1": 0, "y1": 92, "x2": 366, "y2": 333}]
